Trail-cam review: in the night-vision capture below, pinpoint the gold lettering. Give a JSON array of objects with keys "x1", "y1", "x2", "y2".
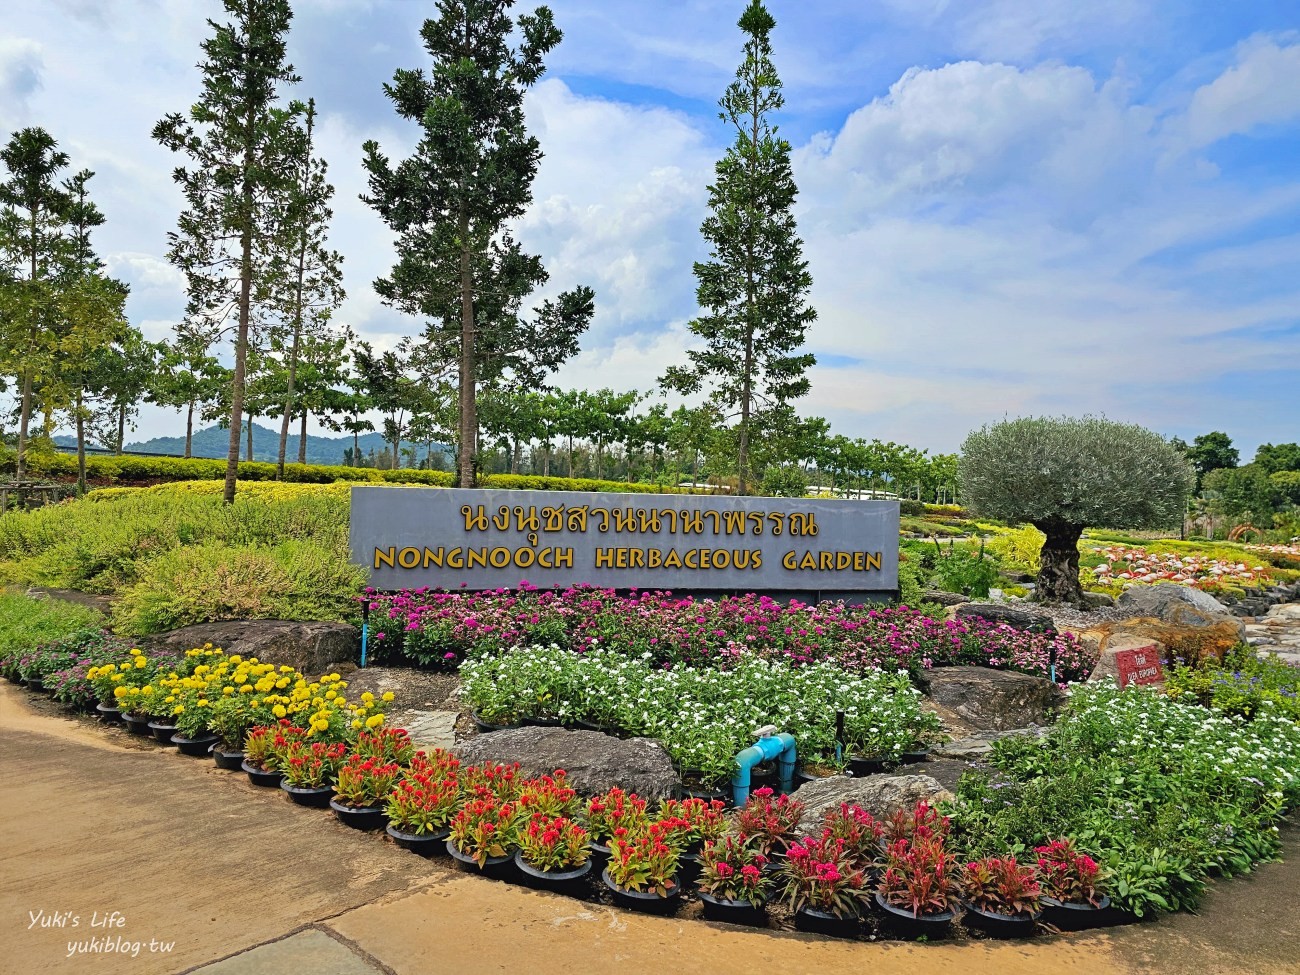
[
  {"x1": 782, "y1": 551, "x2": 798, "y2": 570},
  {"x1": 664, "y1": 549, "x2": 683, "y2": 569},
  {"x1": 712, "y1": 549, "x2": 730, "y2": 569},
  {"x1": 615, "y1": 548, "x2": 629, "y2": 569},
  {"x1": 820, "y1": 551, "x2": 835, "y2": 571},
  {"x1": 685, "y1": 549, "x2": 699, "y2": 569},
  {"x1": 647, "y1": 549, "x2": 663, "y2": 569},
  {"x1": 398, "y1": 547, "x2": 420, "y2": 569},
  {"x1": 681, "y1": 510, "x2": 703, "y2": 534},
  {"x1": 752, "y1": 550, "x2": 762, "y2": 569},
  {"x1": 553, "y1": 548, "x2": 574, "y2": 569},
  {"x1": 468, "y1": 548, "x2": 488, "y2": 570},
  {"x1": 800, "y1": 551, "x2": 818, "y2": 570},
  {"x1": 461, "y1": 505, "x2": 488, "y2": 531},
  {"x1": 865, "y1": 551, "x2": 882, "y2": 571},
  {"x1": 853, "y1": 552, "x2": 865, "y2": 572},
  {"x1": 492, "y1": 506, "x2": 510, "y2": 531},
  {"x1": 446, "y1": 548, "x2": 464, "y2": 569},
  {"x1": 489, "y1": 547, "x2": 511, "y2": 569},
  {"x1": 424, "y1": 547, "x2": 444, "y2": 568},
  {"x1": 630, "y1": 549, "x2": 646, "y2": 569},
  {"x1": 538, "y1": 548, "x2": 553, "y2": 569},
  {"x1": 515, "y1": 548, "x2": 535, "y2": 569},
  {"x1": 836, "y1": 552, "x2": 852, "y2": 570},
  {"x1": 595, "y1": 549, "x2": 615, "y2": 569},
  {"x1": 374, "y1": 547, "x2": 396, "y2": 569}
]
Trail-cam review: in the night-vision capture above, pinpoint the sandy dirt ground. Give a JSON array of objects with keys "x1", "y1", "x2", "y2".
[{"x1": 2, "y1": 681, "x2": 1297, "y2": 975}]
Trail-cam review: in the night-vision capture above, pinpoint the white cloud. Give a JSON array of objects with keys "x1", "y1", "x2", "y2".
[
  {"x1": 0, "y1": 37, "x2": 44, "y2": 130},
  {"x1": 1185, "y1": 35, "x2": 1300, "y2": 146}
]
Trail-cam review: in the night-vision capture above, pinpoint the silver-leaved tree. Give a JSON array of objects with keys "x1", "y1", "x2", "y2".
[{"x1": 960, "y1": 416, "x2": 1193, "y2": 604}]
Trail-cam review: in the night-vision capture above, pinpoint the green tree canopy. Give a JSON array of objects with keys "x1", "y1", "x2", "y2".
[{"x1": 960, "y1": 415, "x2": 1193, "y2": 603}]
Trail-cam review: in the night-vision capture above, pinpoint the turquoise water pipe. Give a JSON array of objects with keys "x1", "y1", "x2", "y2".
[{"x1": 732, "y1": 725, "x2": 796, "y2": 808}]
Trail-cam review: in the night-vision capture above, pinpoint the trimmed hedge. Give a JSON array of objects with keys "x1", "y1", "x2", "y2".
[{"x1": 13, "y1": 452, "x2": 698, "y2": 495}]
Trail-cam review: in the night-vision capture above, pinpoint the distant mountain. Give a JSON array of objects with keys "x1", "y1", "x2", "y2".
[{"x1": 111, "y1": 422, "x2": 443, "y2": 466}]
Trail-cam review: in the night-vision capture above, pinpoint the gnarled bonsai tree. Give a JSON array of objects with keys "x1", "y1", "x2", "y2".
[{"x1": 959, "y1": 416, "x2": 1193, "y2": 604}]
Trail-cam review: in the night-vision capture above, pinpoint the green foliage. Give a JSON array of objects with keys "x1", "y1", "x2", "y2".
[
  {"x1": 948, "y1": 684, "x2": 1298, "y2": 918},
  {"x1": 659, "y1": 2, "x2": 815, "y2": 493},
  {"x1": 985, "y1": 525, "x2": 1045, "y2": 575},
  {"x1": 960, "y1": 416, "x2": 1193, "y2": 532},
  {"x1": 1165, "y1": 645, "x2": 1300, "y2": 720},
  {"x1": 927, "y1": 544, "x2": 999, "y2": 598},
  {"x1": 1187, "y1": 431, "x2": 1239, "y2": 488},
  {"x1": 0, "y1": 591, "x2": 105, "y2": 661},
  {"x1": 110, "y1": 539, "x2": 364, "y2": 635}
]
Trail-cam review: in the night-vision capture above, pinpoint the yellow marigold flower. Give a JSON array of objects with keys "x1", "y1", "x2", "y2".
[
  {"x1": 113, "y1": 686, "x2": 126, "y2": 699},
  {"x1": 272, "y1": 705, "x2": 287, "y2": 719},
  {"x1": 351, "y1": 720, "x2": 362, "y2": 730},
  {"x1": 275, "y1": 678, "x2": 289, "y2": 689},
  {"x1": 129, "y1": 648, "x2": 142, "y2": 657},
  {"x1": 134, "y1": 658, "x2": 147, "y2": 669},
  {"x1": 228, "y1": 655, "x2": 242, "y2": 664},
  {"x1": 174, "y1": 705, "x2": 184, "y2": 714},
  {"x1": 325, "y1": 689, "x2": 338, "y2": 701},
  {"x1": 381, "y1": 692, "x2": 395, "y2": 703},
  {"x1": 240, "y1": 684, "x2": 254, "y2": 694},
  {"x1": 223, "y1": 687, "x2": 235, "y2": 696},
  {"x1": 361, "y1": 692, "x2": 375, "y2": 704},
  {"x1": 365, "y1": 715, "x2": 384, "y2": 729},
  {"x1": 197, "y1": 699, "x2": 209, "y2": 707}
]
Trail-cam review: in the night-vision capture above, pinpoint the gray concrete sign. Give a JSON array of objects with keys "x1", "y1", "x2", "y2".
[{"x1": 351, "y1": 487, "x2": 899, "y2": 596}]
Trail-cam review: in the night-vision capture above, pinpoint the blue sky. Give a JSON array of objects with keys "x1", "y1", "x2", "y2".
[{"x1": 2, "y1": 0, "x2": 1298, "y2": 459}]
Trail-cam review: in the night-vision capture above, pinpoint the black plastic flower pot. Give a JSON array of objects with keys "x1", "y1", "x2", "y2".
[
  {"x1": 447, "y1": 839, "x2": 517, "y2": 881},
  {"x1": 677, "y1": 850, "x2": 702, "y2": 891},
  {"x1": 794, "y1": 906, "x2": 860, "y2": 938},
  {"x1": 576, "y1": 719, "x2": 615, "y2": 734},
  {"x1": 471, "y1": 712, "x2": 521, "y2": 733},
  {"x1": 515, "y1": 853, "x2": 593, "y2": 895},
  {"x1": 386, "y1": 825, "x2": 450, "y2": 857},
  {"x1": 95, "y1": 703, "x2": 123, "y2": 724},
  {"x1": 961, "y1": 902, "x2": 1041, "y2": 939},
  {"x1": 1040, "y1": 895, "x2": 1113, "y2": 932},
  {"x1": 281, "y1": 782, "x2": 334, "y2": 808},
  {"x1": 123, "y1": 713, "x2": 153, "y2": 736},
  {"x1": 241, "y1": 760, "x2": 283, "y2": 788},
  {"x1": 874, "y1": 892, "x2": 955, "y2": 939},
  {"x1": 698, "y1": 891, "x2": 768, "y2": 927},
  {"x1": 899, "y1": 747, "x2": 931, "y2": 764},
  {"x1": 212, "y1": 746, "x2": 245, "y2": 771},
  {"x1": 330, "y1": 798, "x2": 387, "y2": 831},
  {"x1": 173, "y1": 733, "x2": 220, "y2": 757},
  {"x1": 522, "y1": 715, "x2": 562, "y2": 727},
  {"x1": 147, "y1": 721, "x2": 179, "y2": 745},
  {"x1": 601, "y1": 870, "x2": 681, "y2": 916},
  {"x1": 590, "y1": 841, "x2": 611, "y2": 875},
  {"x1": 848, "y1": 755, "x2": 888, "y2": 777}
]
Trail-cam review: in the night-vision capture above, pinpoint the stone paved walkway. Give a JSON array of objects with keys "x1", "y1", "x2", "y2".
[{"x1": 1246, "y1": 603, "x2": 1300, "y2": 665}]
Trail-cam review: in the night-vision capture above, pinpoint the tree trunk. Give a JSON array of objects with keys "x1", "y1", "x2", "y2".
[
  {"x1": 567, "y1": 436, "x2": 573, "y2": 479},
  {"x1": 352, "y1": 428, "x2": 359, "y2": 467},
  {"x1": 16, "y1": 362, "x2": 33, "y2": 481},
  {"x1": 456, "y1": 215, "x2": 476, "y2": 489},
  {"x1": 185, "y1": 401, "x2": 194, "y2": 458},
  {"x1": 75, "y1": 389, "x2": 87, "y2": 496},
  {"x1": 511, "y1": 437, "x2": 521, "y2": 475},
  {"x1": 117, "y1": 403, "x2": 126, "y2": 455},
  {"x1": 1034, "y1": 520, "x2": 1085, "y2": 604},
  {"x1": 543, "y1": 444, "x2": 551, "y2": 477},
  {"x1": 225, "y1": 103, "x2": 255, "y2": 506},
  {"x1": 246, "y1": 411, "x2": 254, "y2": 461},
  {"x1": 298, "y1": 411, "x2": 307, "y2": 465}
]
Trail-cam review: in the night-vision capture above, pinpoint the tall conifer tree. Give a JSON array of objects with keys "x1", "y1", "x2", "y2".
[
  {"x1": 662, "y1": 1, "x2": 816, "y2": 495},
  {"x1": 153, "y1": 0, "x2": 302, "y2": 504},
  {"x1": 362, "y1": 1, "x2": 592, "y2": 488}
]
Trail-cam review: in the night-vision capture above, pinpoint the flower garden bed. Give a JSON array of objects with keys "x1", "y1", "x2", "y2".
[
  {"x1": 364, "y1": 586, "x2": 1094, "y2": 683},
  {"x1": 4, "y1": 618, "x2": 1299, "y2": 941}
]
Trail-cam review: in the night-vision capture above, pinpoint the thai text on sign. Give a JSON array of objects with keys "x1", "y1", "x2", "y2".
[{"x1": 350, "y1": 487, "x2": 899, "y2": 595}]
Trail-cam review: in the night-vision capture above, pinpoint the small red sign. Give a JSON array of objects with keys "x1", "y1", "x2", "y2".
[{"x1": 1115, "y1": 644, "x2": 1164, "y2": 688}]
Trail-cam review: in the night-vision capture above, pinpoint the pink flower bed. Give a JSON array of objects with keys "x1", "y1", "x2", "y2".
[{"x1": 364, "y1": 586, "x2": 1094, "y2": 684}]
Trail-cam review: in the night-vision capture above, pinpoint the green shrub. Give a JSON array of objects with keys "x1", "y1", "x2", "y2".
[
  {"x1": 111, "y1": 539, "x2": 365, "y2": 635},
  {"x1": 985, "y1": 525, "x2": 1044, "y2": 575},
  {"x1": 1165, "y1": 645, "x2": 1300, "y2": 720},
  {"x1": 0, "y1": 591, "x2": 106, "y2": 665},
  {"x1": 928, "y1": 547, "x2": 1000, "y2": 598}
]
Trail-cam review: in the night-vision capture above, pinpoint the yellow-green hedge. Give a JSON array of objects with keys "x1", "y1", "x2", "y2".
[{"x1": 17, "y1": 452, "x2": 697, "y2": 495}]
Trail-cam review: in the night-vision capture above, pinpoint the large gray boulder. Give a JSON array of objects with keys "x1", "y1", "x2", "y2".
[
  {"x1": 790, "y1": 774, "x2": 952, "y2": 834},
  {"x1": 915, "y1": 666, "x2": 1064, "y2": 731},
  {"x1": 1117, "y1": 583, "x2": 1229, "y2": 619},
  {"x1": 1115, "y1": 584, "x2": 1246, "y2": 641},
  {"x1": 147, "y1": 620, "x2": 358, "y2": 674},
  {"x1": 454, "y1": 727, "x2": 679, "y2": 800},
  {"x1": 953, "y1": 603, "x2": 1056, "y2": 633}
]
